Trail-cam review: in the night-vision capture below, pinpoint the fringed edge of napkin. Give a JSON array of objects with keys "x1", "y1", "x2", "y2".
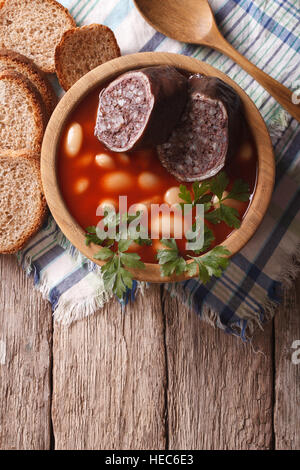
[
  {"x1": 53, "y1": 232, "x2": 146, "y2": 325},
  {"x1": 53, "y1": 231, "x2": 114, "y2": 325},
  {"x1": 53, "y1": 287, "x2": 112, "y2": 326},
  {"x1": 168, "y1": 243, "x2": 300, "y2": 340},
  {"x1": 18, "y1": 230, "x2": 112, "y2": 326}
]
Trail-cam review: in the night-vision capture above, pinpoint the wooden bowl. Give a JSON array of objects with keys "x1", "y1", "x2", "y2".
[{"x1": 41, "y1": 52, "x2": 275, "y2": 283}]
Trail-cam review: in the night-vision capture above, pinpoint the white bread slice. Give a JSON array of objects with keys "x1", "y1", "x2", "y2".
[
  {"x1": 0, "y1": 0, "x2": 76, "y2": 73},
  {"x1": 0, "y1": 149, "x2": 47, "y2": 253},
  {"x1": 0, "y1": 70, "x2": 47, "y2": 152},
  {"x1": 55, "y1": 24, "x2": 121, "y2": 90},
  {"x1": 0, "y1": 49, "x2": 57, "y2": 117}
]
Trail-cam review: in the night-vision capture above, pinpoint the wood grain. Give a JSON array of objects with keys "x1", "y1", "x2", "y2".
[
  {"x1": 134, "y1": 0, "x2": 300, "y2": 121},
  {"x1": 0, "y1": 252, "x2": 299, "y2": 450},
  {"x1": 41, "y1": 51, "x2": 274, "y2": 283},
  {"x1": 163, "y1": 290, "x2": 274, "y2": 450},
  {"x1": 52, "y1": 285, "x2": 167, "y2": 450},
  {"x1": 0, "y1": 255, "x2": 52, "y2": 450},
  {"x1": 274, "y1": 278, "x2": 300, "y2": 450}
]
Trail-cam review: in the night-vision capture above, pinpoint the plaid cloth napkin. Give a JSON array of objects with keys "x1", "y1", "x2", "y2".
[{"x1": 18, "y1": 0, "x2": 300, "y2": 339}]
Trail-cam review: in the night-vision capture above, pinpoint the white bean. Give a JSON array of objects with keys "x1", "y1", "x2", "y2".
[
  {"x1": 129, "y1": 202, "x2": 148, "y2": 214},
  {"x1": 74, "y1": 178, "x2": 89, "y2": 194},
  {"x1": 117, "y1": 152, "x2": 130, "y2": 165},
  {"x1": 138, "y1": 172, "x2": 161, "y2": 191},
  {"x1": 65, "y1": 122, "x2": 83, "y2": 157},
  {"x1": 164, "y1": 186, "x2": 181, "y2": 205},
  {"x1": 151, "y1": 213, "x2": 183, "y2": 239},
  {"x1": 130, "y1": 196, "x2": 160, "y2": 214},
  {"x1": 97, "y1": 198, "x2": 118, "y2": 212},
  {"x1": 239, "y1": 142, "x2": 252, "y2": 161},
  {"x1": 95, "y1": 153, "x2": 116, "y2": 170},
  {"x1": 102, "y1": 171, "x2": 134, "y2": 192}
]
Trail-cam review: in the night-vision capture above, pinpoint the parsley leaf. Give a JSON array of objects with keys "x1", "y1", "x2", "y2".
[
  {"x1": 209, "y1": 172, "x2": 229, "y2": 200},
  {"x1": 188, "y1": 246, "x2": 231, "y2": 283},
  {"x1": 118, "y1": 239, "x2": 133, "y2": 252},
  {"x1": 160, "y1": 238, "x2": 178, "y2": 250},
  {"x1": 156, "y1": 239, "x2": 188, "y2": 277},
  {"x1": 86, "y1": 226, "x2": 96, "y2": 233},
  {"x1": 120, "y1": 252, "x2": 145, "y2": 269},
  {"x1": 193, "y1": 224, "x2": 215, "y2": 254},
  {"x1": 219, "y1": 205, "x2": 241, "y2": 228},
  {"x1": 85, "y1": 226, "x2": 105, "y2": 246},
  {"x1": 99, "y1": 248, "x2": 145, "y2": 300},
  {"x1": 205, "y1": 205, "x2": 241, "y2": 229},
  {"x1": 178, "y1": 185, "x2": 193, "y2": 204},
  {"x1": 225, "y1": 179, "x2": 250, "y2": 202},
  {"x1": 85, "y1": 214, "x2": 146, "y2": 300},
  {"x1": 203, "y1": 174, "x2": 250, "y2": 230},
  {"x1": 134, "y1": 237, "x2": 152, "y2": 246},
  {"x1": 94, "y1": 247, "x2": 114, "y2": 260},
  {"x1": 192, "y1": 181, "x2": 211, "y2": 203}
]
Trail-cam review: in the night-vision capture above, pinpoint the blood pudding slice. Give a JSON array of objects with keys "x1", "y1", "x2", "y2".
[
  {"x1": 94, "y1": 65, "x2": 188, "y2": 152},
  {"x1": 157, "y1": 74, "x2": 243, "y2": 182}
]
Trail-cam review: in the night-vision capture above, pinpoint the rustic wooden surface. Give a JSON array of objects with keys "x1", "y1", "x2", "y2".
[
  {"x1": 274, "y1": 278, "x2": 300, "y2": 450},
  {"x1": 0, "y1": 255, "x2": 52, "y2": 450},
  {"x1": 0, "y1": 255, "x2": 299, "y2": 450}
]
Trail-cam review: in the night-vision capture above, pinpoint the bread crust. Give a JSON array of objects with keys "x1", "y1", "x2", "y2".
[
  {"x1": 0, "y1": 70, "x2": 48, "y2": 152},
  {"x1": 55, "y1": 24, "x2": 121, "y2": 90},
  {"x1": 0, "y1": 149, "x2": 47, "y2": 254},
  {"x1": 0, "y1": 49, "x2": 57, "y2": 117},
  {"x1": 0, "y1": 0, "x2": 76, "y2": 73}
]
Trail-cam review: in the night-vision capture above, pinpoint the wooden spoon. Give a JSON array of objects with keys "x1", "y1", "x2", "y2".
[{"x1": 134, "y1": 0, "x2": 300, "y2": 122}]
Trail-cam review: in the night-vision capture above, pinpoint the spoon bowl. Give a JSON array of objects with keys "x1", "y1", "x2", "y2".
[
  {"x1": 134, "y1": 0, "x2": 216, "y2": 44},
  {"x1": 134, "y1": 0, "x2": 300, "y2": 121}
]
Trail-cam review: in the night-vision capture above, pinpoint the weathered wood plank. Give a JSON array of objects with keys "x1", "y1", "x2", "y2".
[
  {"x1": 2, "y1": 251, "x2": 296, "y2": 450},
  {"x1": 163, "y1": 290, "x2": 274, "y2": 450},
  {"x1": 0, "y1": 255, "x2": 52, "y2": 450},
  {"x1": 274, "y1": 276, "x2": 300, "y2": 450},
  {"x1": 52, "y1": 285, "x2": 166, "y2": 450}
]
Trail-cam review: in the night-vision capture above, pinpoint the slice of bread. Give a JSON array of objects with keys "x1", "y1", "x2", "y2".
[
  {"x1": 55, "y1": 24, "x2": 121, "y2": 90},
  {"x1": 0, "y1": 149, "x2": 47, "y2": 253},
  {"x1": 0, "y1": 71, "x2": 47, "y2": 152},
  {"x1": 0, "y1": 49, "x2": 57, "y2": 118},
  {"x1": 0, "y1": 0, "x2": 76, "y2": 73}
]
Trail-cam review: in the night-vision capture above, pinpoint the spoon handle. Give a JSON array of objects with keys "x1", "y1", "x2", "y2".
[{"x1": 213, "y1": 35, "x2": 300, "y2": 122}]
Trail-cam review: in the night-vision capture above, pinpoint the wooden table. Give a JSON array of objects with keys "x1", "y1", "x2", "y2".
[{"x1": 0, "y1": 254, "x2": 299, "y2": 450}]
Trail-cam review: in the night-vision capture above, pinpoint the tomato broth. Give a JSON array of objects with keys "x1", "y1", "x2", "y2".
[{"x1": 57, "y1": 86, "x2": 257, "y2": 264}]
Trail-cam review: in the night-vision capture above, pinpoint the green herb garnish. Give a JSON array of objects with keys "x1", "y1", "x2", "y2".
[
  {"x1": 156, "y1": 239, "x2": 187, "y2": 277},
  {"x1": 156, "y1": 239, "x2": 230, "y2": 283},
  {"x1": 85, "y1": 211, "x2": 151, "y2": 299},
  {"x1": 85, "y1": 172, "x2": 250, "y2": 299},
  {"x1": 179, "y1": 171, "x2": 250, "y2": 229},
  {"x1": 204, "y1": 172, "x2": 250, "y2": 228},
  {"x1": 157, "y1": 172, "x2": 249, "y2": 280},
  {"x1": 94, "y1": 239, "x2": 145, "y2": 300},
  {"x1": 187, "y1": 246, "x2": 231, "y2": 283}
]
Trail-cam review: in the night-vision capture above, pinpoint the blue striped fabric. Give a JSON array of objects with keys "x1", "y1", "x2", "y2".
[{"x1": 18, "y1": 0, "x2": 300, "y2": 337}]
